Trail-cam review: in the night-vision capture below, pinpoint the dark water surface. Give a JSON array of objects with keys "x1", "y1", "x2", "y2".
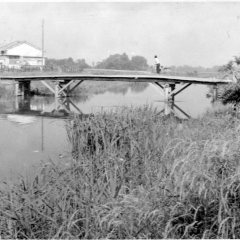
[{"x1": 0, "y1": 82, "x2": 214, "y2": 177}]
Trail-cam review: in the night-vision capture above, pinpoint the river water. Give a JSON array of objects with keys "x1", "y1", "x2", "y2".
[{"x1": 0, "y1": 82, "x2": 214, "y2": 177}]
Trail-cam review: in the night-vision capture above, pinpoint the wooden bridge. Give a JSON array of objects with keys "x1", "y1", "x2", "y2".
[
  {"x1": 0, "y1": 74, "x2": 233, "y2": 102},
  {"x1": 0, "y1": 73, "x2": 233, "y2": 119}
]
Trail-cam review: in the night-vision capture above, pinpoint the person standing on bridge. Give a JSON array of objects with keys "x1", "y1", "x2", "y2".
[{"x1": 154, "y1": 55, "x2": 161, "y2": 74}]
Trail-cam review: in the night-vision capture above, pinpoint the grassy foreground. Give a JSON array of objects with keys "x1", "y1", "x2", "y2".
[{"x1": 1, "y1": 105, "x2": 240, "y2": 238}]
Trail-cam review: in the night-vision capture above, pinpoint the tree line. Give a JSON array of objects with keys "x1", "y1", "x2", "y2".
[
  {"x1": 95, "y1": 53, "x2": 148, "y2": 71},
  {"x1": 45, "y1": 57, "x2": 91, "y2": 72},
  {"x1": 45, "y1": 53, "x2": 149, "y2": 71},
  {"x1": 46, "y1": 53, "x2": 225, "y2": 76}
]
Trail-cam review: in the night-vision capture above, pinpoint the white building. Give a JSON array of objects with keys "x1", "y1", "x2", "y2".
[{"x1": 0, "y1": 41, "x2": 45, "y2": 69}]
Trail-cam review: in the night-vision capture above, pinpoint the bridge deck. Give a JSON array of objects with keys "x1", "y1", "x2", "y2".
[{"x1": 0, "y1": 74, "x2": 232, "y2": 85}]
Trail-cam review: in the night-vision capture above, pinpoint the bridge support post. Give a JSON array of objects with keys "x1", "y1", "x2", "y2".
[
  {"x1": 15, "y1": 96, "x2": 19, "y2": 110},
  {"x1": 212, "y1": 84, "x2": 218, "y2": 102},
  {"x1": 164, "y1": 84, "x2": 169, "y2": 102},
  {"x1": 14, "y1": 81, "x2": 19, "y2": 97},
  {"x1": 164, "y1": 101, "x2": 171, "y2": 115},
  {"x1": 24, "y1": 81, "x2": 31, "y2": 96},
  {"x1": 170, "y1": 84, "x2": 175, "y2": 102},
  {"x1": 54, "y1": 82, "x2": 59, "y2": 98},
  {"x1": 19, "y1": 82, "x2": 24, "y2": 96}
]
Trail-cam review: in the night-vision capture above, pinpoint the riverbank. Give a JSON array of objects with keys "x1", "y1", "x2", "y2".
[{"x1": 0, "y1": 104, "x2": 239, "y2": 238}]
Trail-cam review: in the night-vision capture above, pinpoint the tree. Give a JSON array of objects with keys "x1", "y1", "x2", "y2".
[
  {"x1": 130, "y1": 56, "x2": 148, "y2": 71},
  {"x1": 218, "y1": 60, "x2": 235, "y2": 75},
  {"x1": 219, "y1": 82, "x2": 240, "y2": 106},
  {"x1": 96, "y1": 53, "x2": 131, "y2": 70},
  {"x1": 76, "y1": 59, "x2": 91, "y2": 69},
  {"x1": 217, "y1": 57, "x2": 240, "y2": 107},
  {"x1": 45, "y1": 57, "x2": 91, "y2": 71},
  {"x1": 96, "y1": 53, "x2": 149, "y2": 71}
]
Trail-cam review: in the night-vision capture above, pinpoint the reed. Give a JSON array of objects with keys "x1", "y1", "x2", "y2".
[{"x1": 0, "y1": 105, "x2": 240, "y2": 238}]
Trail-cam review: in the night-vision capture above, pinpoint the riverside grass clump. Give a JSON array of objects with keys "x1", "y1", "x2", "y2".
[{"x1": 1, "y1": 106, "x2": 240, "y2": 238}]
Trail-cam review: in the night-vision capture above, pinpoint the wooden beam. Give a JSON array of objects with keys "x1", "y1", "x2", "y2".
[
  {"x1": 58, "y1": 86, "x2": 67, "y2": 97},
  {"x1": 148, "y1": 82, "x2": 164, "y2": 97},
  {"x1": 59, "y1": 101, "x2": 71, "y2": 113},
  {"x1": 172, "y1": 102, "x2": 191, "y2": 119},
  {"x1": 41, "y1": 80, "x2": 55, "y2": 94},
  {"x1": 67, "y1": 98, "x2": 83, "y2": 114},
  {"x1": 70, "y1": 80, "x2": 84, "y2": 92},
  {"x1": 154, "y1": 82, "x2": 164, "y2": 89},
  {"x1": 169, "y1": 83, "x2": 192, "y2": 98},
  {"x1": 58, "y1": 80, "x2": 75, "y2": 94}
]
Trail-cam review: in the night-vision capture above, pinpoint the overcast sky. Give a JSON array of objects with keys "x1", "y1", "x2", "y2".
[{"x1": 1, "y1": 2, "x2": 240, "y2": 68}]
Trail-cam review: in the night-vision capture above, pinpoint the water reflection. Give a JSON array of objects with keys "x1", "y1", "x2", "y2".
[
  {"x1": 130, "y1": 82, "x2": 149, "y2": 93},
  {"x1": 157, "y1": 101, "x2": 191, "y2": 119},
  {"x1": 92, "y1": 82, "x2": 149, "y2": 96},
  {"x1": 0, "y1": 82, "x2": 214, "y2": 119}
]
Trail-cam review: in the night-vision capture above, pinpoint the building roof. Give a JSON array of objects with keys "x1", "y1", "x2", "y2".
[{"x1": 0, "y1": 41, "x2": 42, "y2": 52}]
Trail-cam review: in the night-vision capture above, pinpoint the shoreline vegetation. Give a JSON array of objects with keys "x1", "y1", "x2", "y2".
[{"x1": 0, "y1": 104, "x2": 240, "y2": 238}]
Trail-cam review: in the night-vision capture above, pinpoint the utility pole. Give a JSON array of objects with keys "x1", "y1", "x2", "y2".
[{"x1": 42, "y1": 19, "x2": 44, "y2": 71}]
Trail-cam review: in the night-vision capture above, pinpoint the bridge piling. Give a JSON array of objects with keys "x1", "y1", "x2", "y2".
[
  {"x1": 54, "y1": 82, "x2": 59, "y2": 98},
  {"x1": 14, "y1": 81, "x2": 19, "y2": 97},
  {"x1": 164, "y1": 84, "x2": 169, "y2": 102},
  {"x1": 212, "y1": 84, "x2": 218, "y2": 102},
  {"x1": 15, "y1": 81, "x2": 31, "y2": 96},
  {"x1": 170, "y1": 84, "x2": 175, "y2": 102}
]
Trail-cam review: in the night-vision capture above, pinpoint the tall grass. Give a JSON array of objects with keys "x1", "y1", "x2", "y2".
[{"x1": 1, "y1": 105, "x2": 240, "y2": 238}]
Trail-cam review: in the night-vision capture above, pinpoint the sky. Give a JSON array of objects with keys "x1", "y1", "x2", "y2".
[{"x1": 1, "y1": 1, "x2": 240, "y2": 68}]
